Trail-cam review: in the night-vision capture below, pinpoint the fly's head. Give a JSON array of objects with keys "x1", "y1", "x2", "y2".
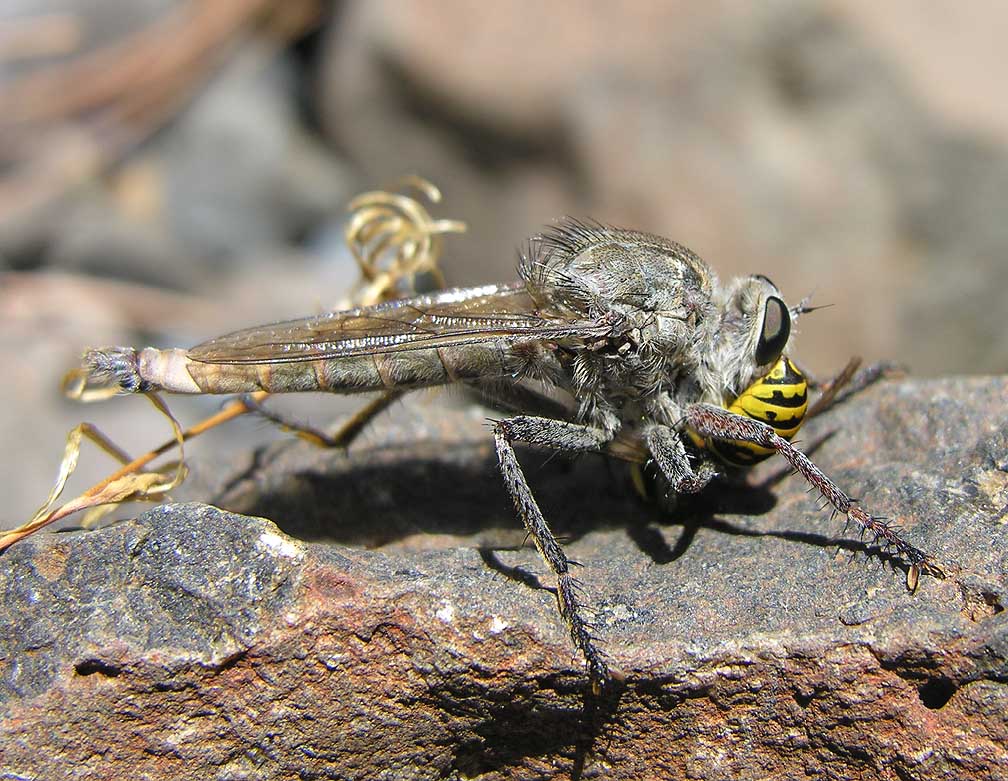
[
  {"x1": 701, "y1": 273, "x2": 797, "y2": 401},
  {"x1": 684, "y1": 273, "x2": 813, "y2": 466}
]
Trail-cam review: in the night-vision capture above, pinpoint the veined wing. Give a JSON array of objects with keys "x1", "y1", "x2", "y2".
[{"x1": 188, "y1": 282, "x2": 605, "y2": 365}]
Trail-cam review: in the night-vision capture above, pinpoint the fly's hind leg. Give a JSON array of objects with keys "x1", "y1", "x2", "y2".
[
  {"x1": 684, "y1": 403, "x2": 941, "y2": 588},
  {"x1": 241, "y1": 390, "x2": 404, "y2": 449},
  {"x1": 493, "y1": 416, "x2": 612, "y2": 691}
]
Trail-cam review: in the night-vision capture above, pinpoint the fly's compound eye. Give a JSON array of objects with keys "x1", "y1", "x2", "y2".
[
  {"x1": 755, "y1": 295, "x2": 791, "y2": 365},
  {"x1": 751, "y1": 273, "x2": 777, "y2": 289}
]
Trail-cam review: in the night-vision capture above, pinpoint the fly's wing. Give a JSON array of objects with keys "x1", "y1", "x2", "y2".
[{"x1": 187, "y1": 282, "x2": 606, "y2": 365}]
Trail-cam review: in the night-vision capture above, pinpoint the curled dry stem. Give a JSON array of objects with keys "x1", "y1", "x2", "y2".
[{"x1": 5, "y1": 176, "x2": 464, "y2": 550}]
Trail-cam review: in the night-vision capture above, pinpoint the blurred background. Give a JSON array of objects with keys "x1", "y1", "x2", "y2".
[{"x1": 2, "y1": 0, "x2": 1007, "y2": 526}]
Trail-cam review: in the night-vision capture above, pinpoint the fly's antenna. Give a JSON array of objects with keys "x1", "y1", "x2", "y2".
[{"x1": 792, "y1": 293, "x2": 832, "y2": 320}]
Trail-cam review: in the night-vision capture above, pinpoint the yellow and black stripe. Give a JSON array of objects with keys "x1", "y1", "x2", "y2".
[{"x1": 694, "y1": 356, "x2": 808, "y2": 467}]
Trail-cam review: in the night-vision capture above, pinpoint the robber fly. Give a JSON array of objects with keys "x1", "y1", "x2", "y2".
[{"x1": 84, "y1": 220, "x2": 937, "y2": 691}]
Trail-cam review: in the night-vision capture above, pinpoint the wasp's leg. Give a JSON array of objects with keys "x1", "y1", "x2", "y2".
[
  {"x1": 804, "y1": 358, "x2": 902, "y2": 419},
  {"x1": 645, "y1": 425, "x2": 718, "y2": 494},
  {"x1": 684, "y1": 404, "x2": 940, "y2": 579},
  {"x1": 493, "y1": 416, "x2": 612, "y2": 690}
]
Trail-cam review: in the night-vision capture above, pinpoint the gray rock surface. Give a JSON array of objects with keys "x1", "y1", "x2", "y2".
[{"x1": 1, "y1": 376, "x2": 1006, "y2": 779}]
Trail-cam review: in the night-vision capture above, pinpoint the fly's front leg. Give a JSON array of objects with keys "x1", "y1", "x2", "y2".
[
  {"x1": 684, "y1": 404, "x2": 941, "y2": 585},
  {"x1": 646, "y1": 425, "x2": 718, "y2": 495},
  {"x1": 493, "y1": 416, "x2": 612, "y2": 690}
]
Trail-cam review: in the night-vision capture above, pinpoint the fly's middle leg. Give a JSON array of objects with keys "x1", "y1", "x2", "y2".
[{"x1": 492, "y1": 416, "x2": 612, "y2": 691}]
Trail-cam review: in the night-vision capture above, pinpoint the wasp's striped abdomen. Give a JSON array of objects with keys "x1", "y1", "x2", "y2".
[{"x1": 698, "y1": 356, "x2": 809, "y2": 466}]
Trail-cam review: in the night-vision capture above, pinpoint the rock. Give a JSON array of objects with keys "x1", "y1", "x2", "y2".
[
  {"x1": 157, "y1": 43, "x2": 351, "y2": 265},
  {"x1": 1, "y1": 376, "x2": 1006, "y2": 779},
  {"x1": 43, "y1": 196, "x2": 194, "y2": 291}
]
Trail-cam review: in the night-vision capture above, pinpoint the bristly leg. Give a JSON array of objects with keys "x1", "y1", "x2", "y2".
[
  {"x1": 684, "y1": 403, "x2": 942, "y2": 584},
  {"x1": 492, "y1": 415, "x2": 612, "y2": 691},
  {"x1": 646, "y1": 425, "x2": 718, "y2": 494},
  {"x1": 239, "y1": 390, "x2": 404, "y2": 449}
]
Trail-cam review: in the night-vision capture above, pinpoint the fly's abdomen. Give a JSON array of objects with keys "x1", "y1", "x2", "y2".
[
  {"x1": 302, "y1": 344, "x2": 510, "y2": 393},
  {"x1": 701, "y1": 356, "x2": 808, "y2": 467},
  {"x1": 86, "y1": 343, "x2": 513, "y2": 396}
]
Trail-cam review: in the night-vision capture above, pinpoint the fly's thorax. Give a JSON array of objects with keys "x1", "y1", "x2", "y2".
[
  {"x1": 519, "y1": 220, "x2": 729, "y2": 405},
  {"x1": 688, "y1": 355, "x2": 809, "y2": 466},
  {"x1": 523, "y1": 221, "x2": 717, "y2": 353}
]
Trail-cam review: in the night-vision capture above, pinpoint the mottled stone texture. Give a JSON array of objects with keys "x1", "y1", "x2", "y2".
[{"x1": 1, "y1": 377, "x2": 1006, "y2": 780}]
